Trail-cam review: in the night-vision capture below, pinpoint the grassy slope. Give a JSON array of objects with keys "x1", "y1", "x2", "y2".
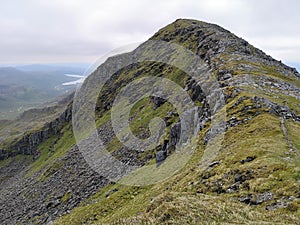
[
  {"x1": 53, "y1": 20, "x2": 300, "y2": 224},
  {"x1": 53, "y1": 113, "x2": 300, "y2": 224},
  {"x1": 2, "y1": 19, "x2": 299, "y2": 224},
  {"x1": 0, "y1": 93, "x2": 73, "y2": 150}
]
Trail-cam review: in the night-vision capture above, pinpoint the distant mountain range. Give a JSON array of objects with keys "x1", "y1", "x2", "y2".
[
  {"x1": 0, "y1": 63, "x2": 88, "y2": 120},
  {"x1": 14, "y1": 63, "x2": 89, "y2": 72}
]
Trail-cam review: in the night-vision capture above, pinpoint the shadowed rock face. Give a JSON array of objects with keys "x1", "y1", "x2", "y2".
[
  {"x1": 0, "y1": 19, "x2": 300, "y2": 224},
  {"x1": 0, "y1": 104, "x2": 72, "y2": 160}
]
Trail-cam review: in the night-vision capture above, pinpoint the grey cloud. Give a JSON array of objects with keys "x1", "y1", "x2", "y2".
[{"x1": 0, "y1": 0, "x2": 299, "y2": 64}]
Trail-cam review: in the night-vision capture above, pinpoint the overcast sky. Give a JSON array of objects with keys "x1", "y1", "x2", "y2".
[{"x1": 0, "y1": 0, "x2": 299, "y2": 68}]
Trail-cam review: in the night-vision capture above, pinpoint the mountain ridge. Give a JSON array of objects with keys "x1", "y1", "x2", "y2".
[{"x1": 0, "y1": 19, "x2": 299, "y2": 224}]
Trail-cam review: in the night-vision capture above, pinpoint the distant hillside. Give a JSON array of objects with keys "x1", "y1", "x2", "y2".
[
  {"x1": 15, "y1": 63, "x2": 89, "y2": 73},
  {"x1": 0, "y1": 65, "x2": 86, "y2": 120}
]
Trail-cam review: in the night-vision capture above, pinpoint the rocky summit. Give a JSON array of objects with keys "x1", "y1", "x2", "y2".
[{"x1": 0, "y1": 19, "x2": 300, "y2": 224}]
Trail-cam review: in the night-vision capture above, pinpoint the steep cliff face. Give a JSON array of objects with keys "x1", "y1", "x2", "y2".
[
  {"x1": 0, "y1": 93, "x2": 74, "y2": 160},
  {"x1": 0, "y1": 19, "x2": 300, "y2": 225}
]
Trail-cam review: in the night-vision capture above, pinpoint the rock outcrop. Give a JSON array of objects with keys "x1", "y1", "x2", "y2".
[
  {"x1": 0, "y1": 19, "x2": 299, "y2": 224},
  {"x1": 0, "y1": 104, "x2": 72, "y2": 160}
]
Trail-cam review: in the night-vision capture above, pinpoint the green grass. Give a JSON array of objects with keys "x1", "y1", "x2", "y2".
[
  {"x1": 3, "y1": 18, "x2": 300, "y2": 225},
  {"x1": 52, "y1": 20, "x2": 300, "y2": 223},
  {"x1": 286, "y1": 120, "x2": 300, "y2": 152},
  {"x1": 53, "y1": 112, "x2": 300, "y2": 225},
  {"x1": 0, "y1": 157, "x2": 13, "y2": 169},
  {"x1": 25, "y1": 122, "x2": 75, "y2": 179},
  {"x1": 0, "y1": 100, "x2": 71, "y2": 150},
  {"x1": 61, "y1": 191, "x2": 72, "y2": 203},
  {"x1": 0, "y1": 154, "x2": 32, "y2": 169}
]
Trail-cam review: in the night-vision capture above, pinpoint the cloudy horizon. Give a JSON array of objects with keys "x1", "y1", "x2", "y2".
[{"x1": 1, "y1": 0, "x2": 299, "y2": 69}]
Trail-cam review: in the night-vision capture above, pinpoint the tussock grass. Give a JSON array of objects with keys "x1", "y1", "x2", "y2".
[{"x1": 54, "y1": 112, "x2": 300, "y2": 225}]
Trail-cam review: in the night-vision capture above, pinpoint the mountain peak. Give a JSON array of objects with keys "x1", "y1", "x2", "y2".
[
  {"x1": 0, "y1": 19, "x2": 299, "y2": 224},
  {"x1": 152, "y1": 18, "x2": 299, "y2": 80}
]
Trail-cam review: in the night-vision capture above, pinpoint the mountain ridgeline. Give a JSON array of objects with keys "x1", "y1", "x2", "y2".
[{"x1": 0, "y1": 19, "x2": 299, "y2": 224}]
